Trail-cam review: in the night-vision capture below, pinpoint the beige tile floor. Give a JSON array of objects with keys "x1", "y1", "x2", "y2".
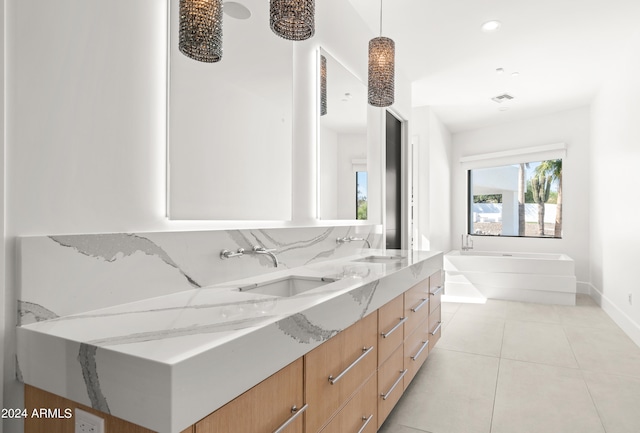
[{"x1": 379, "y1": 295, "x2": 640, "y2": 433}]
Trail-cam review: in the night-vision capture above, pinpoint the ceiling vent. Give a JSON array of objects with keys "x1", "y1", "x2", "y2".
[{"x1": 491, "y1": 93, "x2": 514, "y2": 103}]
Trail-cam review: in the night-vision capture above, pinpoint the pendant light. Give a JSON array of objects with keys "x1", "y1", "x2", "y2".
[
  {"x1": 368, "y1": 0, "x2": 395, "y2": 107},
  {"x1": 179, "y1": 0, "x2": 223, "y2": 63},
  {"x1": 270, "y1": 0, "x2": 315, "y2": 41},
  {"x1": 320, "y1": 54, "x2": 327, "y2": 116}
]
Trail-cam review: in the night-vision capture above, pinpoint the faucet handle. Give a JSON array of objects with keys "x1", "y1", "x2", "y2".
[{"x1": 220, "y1": 248, "x2": 245, "y2": 259}]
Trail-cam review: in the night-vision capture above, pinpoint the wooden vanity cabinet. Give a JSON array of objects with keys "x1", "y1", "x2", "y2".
[
  {"x1": 24, "y1": 385, "x2": 194, "y2": 433},
  {"x1": 304, "y1": 312, "x2": 378, "y2": 433},
  {"x1": 377, "y1": 345, "x2": 406, "y2": 428},
  {"x1": 403, "y1": 316, "x2": 431, "y2": 389},
  {"x1": 377, "y1": 294, "x2": 405, "y2": 366},
  {"x1": 196, "y1": 358, "x2": 304, "y2": 433},
  {"x1": 319, "y1": 375, "x2": 377, "y2": 433},
  {"x1": 428, "y1": 270, "x2": 443, "y2": 350},
  {"x1": 404, "y1": 278, "x2": 430, "y2": 334},
  {"x1": 429, "y1": 271, "x2": 443, "y2": 315},
  {"x1": 428, "y1": 307, "x2": 442, "y2": 351}
]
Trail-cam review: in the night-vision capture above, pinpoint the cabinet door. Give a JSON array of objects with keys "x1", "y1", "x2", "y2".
[
  {"x1": 196, "y1": 358, "x2": 304, "y2": 433},
  {"x1": 404, "y1": 316, "x2": 430, "y2": 389},
  {"x1": 404, "y1": 278, "x2": 430, "y2": 336},
  {"x1": 305, "y1": 312, "x2": 377, "y2": 433},
  {"x1": 428, "y1": 306, "x2": 442, "y2": 351},
  {"x1": 319, "y1": 375, "x2": 377, "y2": 433},
  {"x1": 377, "y1": 345, "x2": 406, "y2": 428},
  {"x1": 378, "y1": 294, "x2": 405, "y2": 366},
  {"x1": 429, "y1": 271, "x2": 443, "y2": 315}
]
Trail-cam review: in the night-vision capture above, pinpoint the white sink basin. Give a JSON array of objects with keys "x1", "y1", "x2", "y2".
[
  {"x1": 352, "y1": 255, "x2": 406, "y2": 264},
  {"x1": 238, "y1": 276, "x2": 335, "y2": 297}
]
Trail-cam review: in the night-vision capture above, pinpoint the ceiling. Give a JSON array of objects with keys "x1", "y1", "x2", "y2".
[{"x1": 347, "y1": 0, "x2": 640, "y2": 132}]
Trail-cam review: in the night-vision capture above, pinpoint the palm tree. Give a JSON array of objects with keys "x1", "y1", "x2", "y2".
[
  {"x1": 535, "y1": 159, "x2": 563, "y2": 238},
  {"x1": 531, "y1": 173, "x2": 552, "y2": 235},
  {"x1": 518, "y1": 163, "x2": 528, "y2": 236}
]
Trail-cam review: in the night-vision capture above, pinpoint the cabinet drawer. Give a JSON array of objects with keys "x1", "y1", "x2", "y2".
[
  {"x1": 320, "y1": 375, "x2": 377, "y2": 433},
  {"x1": 196, "y1": 358, "x2": 304, "y2": 433},
  {"x1": 377, "y1": 345, "x2": 406, "y2": 428},
  {"x1": 428, "y1": 306, "x2": 442, "y2": 351},
  {"x1": 429, "y1": 271, "x2": 444, "y2": 314},
  {"x1": 404, "y1": 279, "x2": 430, "y2": 336},
  {"x1": 305, "y1": 312, "x2": 377, "y2": 433},
  {"x1": 378, "y1": 294, "x2": 405, "y2": 366},
  {"x1": 404, "y1": 316, "x2": 431, "y2": 390}
]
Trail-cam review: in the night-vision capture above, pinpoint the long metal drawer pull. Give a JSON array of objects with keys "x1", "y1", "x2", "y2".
[
  {"x1": 430, "y1": 321, "x2": 442, "y2": 336},
  {"x1": 430, "y1": 285, "x2": 444, "y2": 296},
  {"x1": 381, "y1": 317, "x2": 407, "y2": 338},
  {"x1": 411, "y1": 298, "x2": 429, "y2": 313},
  {"x1": 329, "y1": 346, "x2": 374, "y2": 385},
  {"x1": 272, "y1": 404, "x2": 308, "y2": 433},
  {"x1": 356, "y1": 414, "x2": 374, "y2": 433},
  {"x1": 411, "y1": 340, "x2": 430, "y2": 361},
  {"x1": 381, "y1": 369, "x2": 408, "y2": 400}
]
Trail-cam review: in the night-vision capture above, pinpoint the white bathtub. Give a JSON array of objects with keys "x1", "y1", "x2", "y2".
[{"x1": 443, "y1": 250, "x2": 576, "y2": 305}]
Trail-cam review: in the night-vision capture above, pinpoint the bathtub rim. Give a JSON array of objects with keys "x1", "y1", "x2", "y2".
[{"x1": 446, "y1": 249, "x2": 574, "y2": 261}]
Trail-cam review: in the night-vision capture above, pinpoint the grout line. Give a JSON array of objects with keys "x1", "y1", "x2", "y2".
[
  {"x1": 498, "y1": 354, "x2": 580, "y2": 370},
  {"x1": 580, "y1": 370, "x2": 609, "y2": 433},
  {"x1": 488, "y1": 357, "x2": 502, "y2": 433},
  {"x1": 561, "y1": 324, "x2": 582, "y2": 370},
  {"x1": 436, "y1": 346, "x2": 501, "y2": 360},
  {"x1": 489, "y1": 318, "x2": 507, "y2": 433}
]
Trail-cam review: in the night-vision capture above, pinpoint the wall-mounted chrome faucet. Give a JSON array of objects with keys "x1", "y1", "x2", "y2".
[
  {"x1": 220, "y1": 246, "x2": 279, "y2": 267},
  {"x1": 250, "y1": 245, "x2": 279, "y2": 267},
  {"x1": 461, "y1": 234, "x2": 474, "y2": 251},
  {"x1": 336, "y1": 236, "x2": 371, "y2": 248}
]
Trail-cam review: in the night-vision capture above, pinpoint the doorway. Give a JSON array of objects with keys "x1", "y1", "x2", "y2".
[{"x1": 385, "y1": 111, "x2": 402, "y2": 249}]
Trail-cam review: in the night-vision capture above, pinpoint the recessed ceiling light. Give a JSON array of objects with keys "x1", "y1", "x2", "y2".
[
  {"x1": 511, "y1": 72, "x2": 520, "y2": 77},
  {"x1": 481, "y1": 20, "x2": 502, "y2": 32},
  {"x1": 224, "y1": 2, "x2": 252, "y2": 20},
  {"x1": 496, "y1": 68, "x2": 505, "y2": 74}
]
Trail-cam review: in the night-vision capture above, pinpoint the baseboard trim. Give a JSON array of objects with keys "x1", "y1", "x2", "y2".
[
  {"x1": 576, "y1": 281, "x2": 591, "y2": 294},
  {"x1": 586, "y1": 282, "x2": 640, "y2": 348}
]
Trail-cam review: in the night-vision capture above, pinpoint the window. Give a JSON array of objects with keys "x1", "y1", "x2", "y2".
[
  {"x1": 356, "y1": 171, "x2": 368, "y2": 220},
  {"x1": 468, "y1": 159, "x2": 563, "y2": 238}
]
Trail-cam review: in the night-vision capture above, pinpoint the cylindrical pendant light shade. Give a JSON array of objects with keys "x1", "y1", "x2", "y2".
[
  {"x1": 179, "y1": 0, "x2": 223, "y2": 63},
  {"x1": 270, "y1": 0, "x2": 315, "y2": 41},
  {"x1": 368, "y1": 36, "x2": 395, "y2": 107},
  {"x1": 320, "y1": 55, "x2": 327, "y2": 116}
]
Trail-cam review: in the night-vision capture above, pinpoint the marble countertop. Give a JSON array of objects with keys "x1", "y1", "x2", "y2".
[{"x1": 18, "y1": 249, "x2": 442, "y2": 433}]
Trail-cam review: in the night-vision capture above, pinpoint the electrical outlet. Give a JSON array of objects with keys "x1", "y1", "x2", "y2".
[
  {"x1": 75, "y1": 408, "x2": 104, "y2": 433},
  {"x1": 629, "y1": 293, "x2": 633, "y2": 305}
]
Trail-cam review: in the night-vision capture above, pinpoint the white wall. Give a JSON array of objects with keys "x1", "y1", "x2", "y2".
[
  {"x1": 4, "y1": 1, "x2": 170, "y2": 430},
  {"x1": 3, "y1": 1, "x2": 410, "y2": 431},
  {"x1": 319, "y1": 126, "x2": 339, "y2": 218},
  {"x1": 451, "y1": 107, "x2": 591, "y2": 285},
  {"x1": 1, "y1": 0, "x2": 5, "y2": 427},
  {"x1": 590, "y1": 37, "x2": 640, "y2": 345},
  {"x1": 412, "y1": 107, "x2": 453, "y2": 253}
]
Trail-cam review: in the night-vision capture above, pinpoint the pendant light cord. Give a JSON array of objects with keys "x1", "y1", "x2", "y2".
[{"x1": 379, "y1": 0, "x2": 383, "y2": 36}]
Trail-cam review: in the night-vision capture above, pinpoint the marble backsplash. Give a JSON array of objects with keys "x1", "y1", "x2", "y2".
[{"x1": 18, "y1": 225, "x2": 382, "y2": 326}]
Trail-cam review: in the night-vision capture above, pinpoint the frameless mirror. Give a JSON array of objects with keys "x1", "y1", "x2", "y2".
[
  {"x1": 318, "y1": 48, "x2": 368, "y2": 220},
  {"x1": 168, "y1": 0, "x2": 293, "y2": 220}
]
